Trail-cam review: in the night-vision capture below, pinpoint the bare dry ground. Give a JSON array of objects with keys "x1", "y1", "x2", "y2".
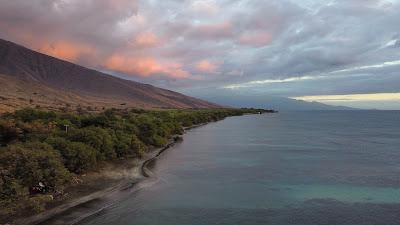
[
  {"x1": 0, "y1": 74, "x2": 155, "y2": 113},
  {"x1": 0, "y1": 39, "x2": 219, "y2": 113}
]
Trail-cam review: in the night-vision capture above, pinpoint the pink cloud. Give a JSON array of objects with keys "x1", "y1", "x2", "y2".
[
  {"x1": 40, "y1": 41, "x2": 96, "y2": 62},
  {"x1": 195, "y1": 60, "x2": 219, "y2": 73},
  {"x1": 105, "y1": 54, "x2": 190, "y2": 79},
  {"x1": 130, "y1": 32, "x2": 161, "y2": 48}
]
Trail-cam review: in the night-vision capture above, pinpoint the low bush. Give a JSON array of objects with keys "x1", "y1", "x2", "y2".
[{"x1": 45, "y1": 137, "x2": 97, "y2": 173}]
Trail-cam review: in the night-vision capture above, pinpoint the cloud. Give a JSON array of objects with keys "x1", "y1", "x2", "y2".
[
  {"x1": 0, "y1": 0, "x2": 399, "y2": 108},
  {"x1": 331, "y1": 60, "x2": 400, "y2": 73},
  {"x1": 291, "y1": 92, "x2": 400, "y2": 110},
  {"x1": 223, "y1": 58, "x2": 400, "y2": 89},
  {"x1": 195, "y1": 60, "x2": 219, "y2": 74},
  {"x1": 223, "y1": 76, "x2": 324, "y2": 89},
  {"x1": 40, "y1": 41, "x2": 96, "y2": 62},
  {"x1": 129, "y1": 32, "x2": 161, "y2": 48},
  {"x1": 187, "y1": 21, "x2": 234, "y2": 41},
  {"x1": 105, "y1": 54, "x2": 190, "y2": 79},
  {"x1": 292, "y1": 92, "x2": 400, "y2": 102},
  {"x1": 190, "y1": 1, "x2": 219, "y2": 15},
  {"x1": 238, "y1": 32, "x2": 273, "y2": 47}
]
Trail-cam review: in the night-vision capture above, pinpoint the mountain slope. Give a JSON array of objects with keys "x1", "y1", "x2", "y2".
[{"x1": 0, "y1": 39, "x2": 218, "y2": 112}]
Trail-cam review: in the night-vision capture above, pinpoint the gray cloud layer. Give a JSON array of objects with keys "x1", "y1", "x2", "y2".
[{"x1": 0, "y1": 0, "x2": 399, "y2": 104}]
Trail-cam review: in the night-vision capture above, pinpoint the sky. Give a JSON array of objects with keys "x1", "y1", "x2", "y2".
[{"x1": 0, "y1": 0, "x2": 399, "y2": 109}]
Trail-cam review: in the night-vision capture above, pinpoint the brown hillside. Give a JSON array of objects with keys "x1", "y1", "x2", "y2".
[{"x1": 0, "y1": 39, "x2": 219, "y2": 112}]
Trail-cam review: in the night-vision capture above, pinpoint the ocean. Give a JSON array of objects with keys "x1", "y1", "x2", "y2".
[{"x1": 79, "y1": 111, "x2": 400, "y2": 225}]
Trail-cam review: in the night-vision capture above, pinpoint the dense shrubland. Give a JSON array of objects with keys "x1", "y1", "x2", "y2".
[{"x1": 0, "y1": 107, "x2": 268, "y2": 221}]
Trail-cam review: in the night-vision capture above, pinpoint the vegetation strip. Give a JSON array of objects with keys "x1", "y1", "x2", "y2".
[{"x1": 0, "y1": 107, "x2": 272, "y2": 224}]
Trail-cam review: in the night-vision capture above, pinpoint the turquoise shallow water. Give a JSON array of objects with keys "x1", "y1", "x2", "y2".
[{"x1": 80, "y1": 111, "x2": 400, "y2": 225}]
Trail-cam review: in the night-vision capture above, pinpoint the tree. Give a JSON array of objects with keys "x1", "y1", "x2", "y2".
[
  {"x1": 0, "y1": 120, "x2": 22, "y2": 145},
  {"x1": 136, "y1": 115, "x2": 167, "y2": 147},
  {"x1": 67, "y1": 126, "x2": 116, "y2": 160},
  {"x1": 0, "y1": 142, "x2": 71, "y2": 190},
  {"x1": 46, "y1": 137, "x2": 97, "y2": 173},
  {"x1": 113, "y1": 131, "x2": 132, "y2": 158},
  {"x1": 131, "y1": 135, "x2": 147, "y2": 158}
]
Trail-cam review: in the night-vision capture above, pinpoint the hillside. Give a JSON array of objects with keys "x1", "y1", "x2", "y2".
[{"x1": 0, "y1": 39, "x2": 218, "y2": 112}]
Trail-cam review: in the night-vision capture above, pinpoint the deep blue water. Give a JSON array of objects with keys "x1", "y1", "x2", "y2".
[{"x1": 80, "y1": 111, "x2": 400, "y2": 225}]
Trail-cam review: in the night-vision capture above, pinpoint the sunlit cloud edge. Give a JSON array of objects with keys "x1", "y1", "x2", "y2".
[
  {"x1": 222, "y1": 60, "x2": 400, "y2": 89},
  {"x1": 291, "y1": 92, "x2": 400, "y2": 102}
]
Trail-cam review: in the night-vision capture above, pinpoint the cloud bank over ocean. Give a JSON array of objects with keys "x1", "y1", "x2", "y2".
[{"x1": 1, "y1": 0, "x2": 399, "y2": 108}]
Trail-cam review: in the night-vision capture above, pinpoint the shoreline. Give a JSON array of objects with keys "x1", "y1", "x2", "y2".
[
  {"x1": 15, "y1": 122, "x2": 210, "y2": 225},
  {"x1": 141, "y1": 122, "x2": 208, "y2": 178}
]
